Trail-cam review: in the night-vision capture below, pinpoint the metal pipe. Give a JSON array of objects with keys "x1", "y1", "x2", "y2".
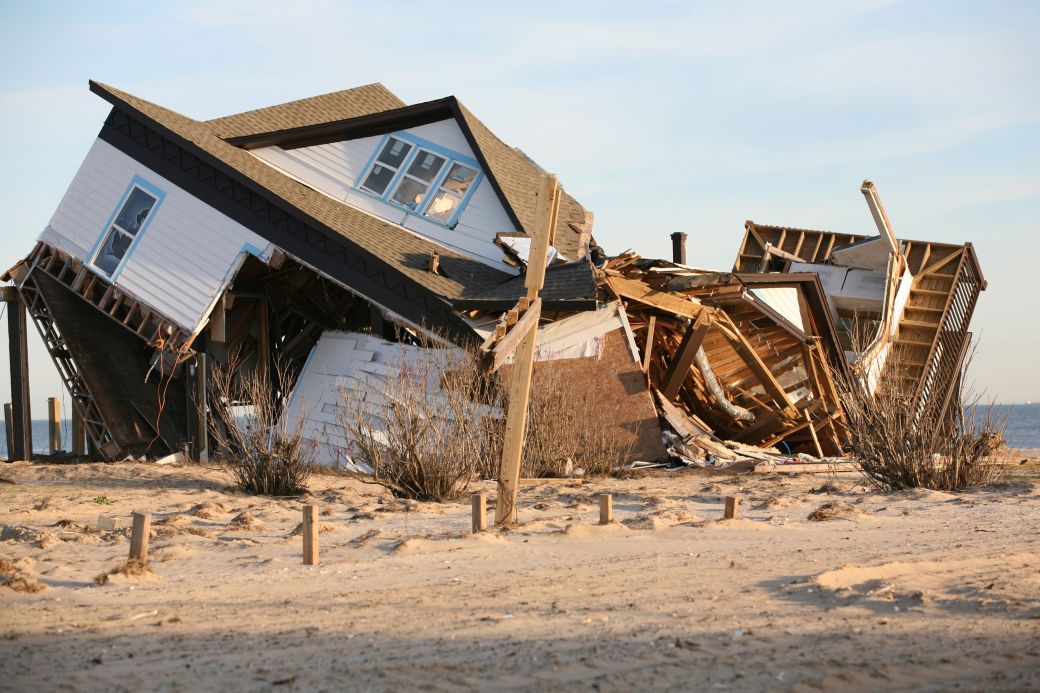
[{"x1": 694, "y1": 347, "x2": 755, "y2": 423}]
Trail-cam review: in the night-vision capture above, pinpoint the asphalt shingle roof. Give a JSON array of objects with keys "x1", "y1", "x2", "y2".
[{"x1": 90, "y1": 81, "x2": 510, "y2": 301}]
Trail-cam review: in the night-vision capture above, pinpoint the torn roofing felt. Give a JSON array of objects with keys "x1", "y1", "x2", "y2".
[
  {"x1": 453, "y1": 260, "x2": 599, "y2": 312},
  {"x1": 89, "y1": 80, "x2": 513, "y2": 339}
]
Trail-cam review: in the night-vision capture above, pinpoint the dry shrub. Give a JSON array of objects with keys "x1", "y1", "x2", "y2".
[
  {"x1": 208, "y1": 352, "x2": 315, "y2": 496},
  {"x1": 515, "y1": 361, "x2": 634, "y2": 479},
  {"x1": 335, "y1": 339, "x2": 501, "y2": 501},
  {"x1": 0, "y1": 558, "x2": 46, "y2": 593},
  {"x1": 836, "y1": 342, "x2": 1008, "y2": 492},
  {"x1": 94, "y1": 558, "x2": 153, "y2": 585}
]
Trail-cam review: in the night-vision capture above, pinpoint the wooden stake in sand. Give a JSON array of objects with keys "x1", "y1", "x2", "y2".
[
  {"x1": 599, "y1": 494, "x2": 613, "y2": 525},
  {"x1": 47, "y1": 397, "x2": 61, "y2": 454},
  {"x1": 472, "y1": 492, "x2": 487, "y2": 533},
  {"x1": 129, "y1": 511, "x2": 151, "y2": 560},
  {"x1": 724, "y1": 496, "x2": 740, "y2": 520},
  {"x1": 302, "y1": 505, "x2": 319, "y2": 566}
]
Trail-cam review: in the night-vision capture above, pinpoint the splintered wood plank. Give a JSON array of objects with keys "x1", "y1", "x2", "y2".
[
  {"x1": 642, "y1": 315, "x2": 657, "y2": 373},
  {"x1": 488, "y1": 299, "x2": 541, "y2": 372},
  {"x1": 607, "y1": 276, "x2": 704, "y2": 319},
  {"x1": 661, "y1": 313, "x2": 711, "y2": 400}
]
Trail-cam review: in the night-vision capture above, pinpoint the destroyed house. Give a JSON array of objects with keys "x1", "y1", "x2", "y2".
[
  {"x1": 4, "y1": 81, "x2": 662, "y2": 463},
  {"x1": 734, "y1": 182, "x2": 986, "y2": 433}
]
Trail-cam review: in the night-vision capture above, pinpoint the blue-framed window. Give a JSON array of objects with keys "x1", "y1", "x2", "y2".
[
  {"x1": 88, "y1": 176, "x2": 165, "y2": 279},
  {"x1": 355, "y1": 132, "x2": 483, "y2": 228}
]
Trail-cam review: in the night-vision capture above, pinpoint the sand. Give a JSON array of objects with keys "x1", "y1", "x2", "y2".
[{"x1": 1, "y1": 457, "x2": 1039, "y2": 691}]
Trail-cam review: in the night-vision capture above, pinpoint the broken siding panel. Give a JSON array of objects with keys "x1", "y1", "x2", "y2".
[
  {"x1": 285, "y1": 331, "x2": 467, "y2": 469},
  {"x1": 41, "y1": 138, "x2": 269, "y2": 331}
]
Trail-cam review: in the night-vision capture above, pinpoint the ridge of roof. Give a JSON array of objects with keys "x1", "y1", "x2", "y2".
[
  {"x1": 207, "y1": 83, "x2": 405, "y2": 139},
  {"x1": 88, "y1": 80, "x2": 509, "y2": 305}
]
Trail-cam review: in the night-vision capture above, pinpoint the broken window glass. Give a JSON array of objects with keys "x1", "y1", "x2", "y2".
[
  {"x1": 391, "y1": 177, "x2": 430, "y2": 211},
  {"x1": 423, "y1": 163, "x2": 477, "y2": 223},
  {"x1": 91, "y1": 183, "x2": 160, "y2": 277},
  {"x1": 358, "y1": 134, "x2": 481, "y2": 225}
]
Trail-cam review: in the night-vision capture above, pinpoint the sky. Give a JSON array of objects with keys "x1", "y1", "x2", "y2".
[{"x1": 1, "y1": 0, "x2": 1038, "y2": 418}]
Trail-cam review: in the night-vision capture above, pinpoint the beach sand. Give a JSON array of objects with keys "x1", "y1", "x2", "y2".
[{"x1": 2, "y1": 456, "x2": 1039, "y2": 691}]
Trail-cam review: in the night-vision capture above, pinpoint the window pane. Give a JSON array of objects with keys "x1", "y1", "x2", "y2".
[
  {"x1": 361, "y1": 164, "x2": 396, "y2": 195},
  {"x1": 94, "y1": 228, "x2": 132, "y2": 276},
  {"x1": 114, "y1": 188, "x2": 157, "y2": 236},
  {"x1": 440, "y1": 163, "x2": 477, "y2": 196},
  {"x1": 407, "y1": 151, "x2": 446, "y2": 183},
  {"x1": 391, "y1": 177, "x2": 430, "y2": 211},
  {"x1": 376, "y1": 137, "x2": 412, "y2": 168},
  {"x1": 425, "y1": 191, "x2": 462, "y2": 223}
]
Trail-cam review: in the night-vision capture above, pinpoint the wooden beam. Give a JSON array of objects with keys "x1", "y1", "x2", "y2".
[
  {"x1": 660, "y1": 314, "x2": 710, "y2": 400},
  {"x1": 607, "y1": 276, "x2": 704, "y2": 319},
  {"x1": 641, "y1": 315, "x2": 657, "y2": 373},
  {"x1": 495, "y1": 174, "x2": 557, "y2": 527},
  {"x1": 487, "y1": 299, "x2": 541, "y2": 372},
  {"x1": 724, "y1": 496, "x2": 740, "y2": 519},
  {"x1": 187, "y1": 353, "x2": 208, "y2": 462}
]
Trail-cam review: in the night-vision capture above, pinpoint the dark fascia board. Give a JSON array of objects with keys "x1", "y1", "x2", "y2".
[
  {"x1": 225, "y1": 98, "x2": 457, "y2": 150},
  {"x1": 222, "y1": 95, "x2": 527, "y2": 237},
  {"x1": 735, "y1": 272, "x2": 850, "y2": 378},
  {"x1": 88, "y1": 82, "x2": 480, "y2": 345}
]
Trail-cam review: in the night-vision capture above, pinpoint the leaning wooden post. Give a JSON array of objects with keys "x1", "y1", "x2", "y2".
[
  {"x1": 724, "y1": 496, "x2": 740, "y2": 520},
  {"x1": 47, "y1": 397, "x2": 61, "y2": 454},
  {"x1": 804, "y1": 410, "x2": 824, "y2": 459},
  {"x1": 471, "y1": 492, "x2": 487, "y2": 533},
  {"x1": 494, "y1": 174, "x2": 558, "y2": 526},
  {"x1": 302, "y1": 505, "x2": 319, "y2": 565},
  {"x1": 599, "y1": 494, "x2": 613, "y2": 525},
  {"x1": 3, "y1": 403, "x2": 13, "y2": 463},
  {"x1": 71, "y1": 404, "x2": 86, "y2": 456},
  {"x1": 129, "y1": 511, "x2": 151, "y2": 561}
]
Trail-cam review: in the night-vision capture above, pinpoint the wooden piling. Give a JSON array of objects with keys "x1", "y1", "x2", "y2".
[
  {"x1": 47, "y1": 397, "x2": 61, "y2": 454},
  {"x1": 471, "y1": 493, "x2": 487, "y2": 533},
  {"x1": 71, "y1": 405, "x2": 86, "y2": 456},
  {"x1": 599, "y1": 494, "x2": 613, "y2": 525},
  {"x1": 724, "y1": 496, "x2": 740, "y2": 520},
  {"x1": 5, "y1": 289, "x2": 32, "y2": 461},
  {"x1": 302, "y1": 505, "x2": 319, "y2": 565},
  {"x1": 187, "y1": 354, "x2": 208, "y2": 462},
  {"x1": 129, "y1": 511, "x2": 151, "y2": 560},
  {"x1": 3, "y1": 403, "x2": 12, "y2": 462}
]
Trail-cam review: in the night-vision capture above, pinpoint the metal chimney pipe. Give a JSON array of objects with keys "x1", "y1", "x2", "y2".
[{"x1": 670, "y1": 232, "x2": 687, "y2": 265}]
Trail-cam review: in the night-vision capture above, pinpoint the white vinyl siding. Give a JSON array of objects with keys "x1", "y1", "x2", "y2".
[
  {"x1": 250, "y1": 118, "x2": 518, "y2": 270},
  {"x1": 40, "y1": 138, "x2": 270, "y2": 333}
]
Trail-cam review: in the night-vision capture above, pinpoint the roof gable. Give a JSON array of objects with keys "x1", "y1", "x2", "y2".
[{"x1": 221, "y1": 94, "x2": 593, "y2": 261}]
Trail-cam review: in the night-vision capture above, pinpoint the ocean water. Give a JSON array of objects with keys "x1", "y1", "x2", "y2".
[{"x1": 2, "y1": 406, "x2": 1039, "y2": 458}]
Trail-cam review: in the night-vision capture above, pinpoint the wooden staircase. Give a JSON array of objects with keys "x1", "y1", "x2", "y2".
[{"x1": 884, "y1": 246, "x2": 984, "y2": 427}]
